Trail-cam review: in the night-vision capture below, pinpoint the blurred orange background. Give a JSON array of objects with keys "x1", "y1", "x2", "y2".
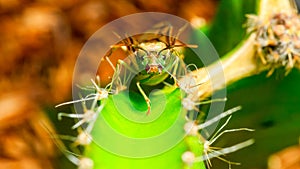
[{"x1": 0, "y1": 1, "x2": 217, "y2": 168}]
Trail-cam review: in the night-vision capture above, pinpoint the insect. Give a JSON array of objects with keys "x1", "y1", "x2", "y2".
[{"x1": 105, "y1": 23, "x2": 198, "y2": 114}]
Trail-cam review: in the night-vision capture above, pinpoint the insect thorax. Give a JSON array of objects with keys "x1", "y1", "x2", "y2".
[{"x1": 137, "y1": 42, "x2": 167, "y2": 74}]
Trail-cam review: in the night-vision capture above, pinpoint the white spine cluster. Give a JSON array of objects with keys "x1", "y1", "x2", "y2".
[
  {"x1": 180, "y1": 77, "x2": 254, "y2": 169},
  {"x1": 55, "y1": 76, "x2": 112, "y2": 169}
]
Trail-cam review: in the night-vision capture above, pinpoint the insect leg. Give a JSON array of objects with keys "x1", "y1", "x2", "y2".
[
  {"x1": 136, "y1": 81, "x2": 151, "y2": 115},
  {"x1": 170, "y1": 55, "x2": 180, "y2": 77},
  {"x1": 171, "y1": 23, "x2": 188, "y2": 46},
  {"x1": 104, "y1": 56, "x2": 123, "y2": 88},
  {"x1": 118, "y1": 59, "x2": 138, "y2": 74},
  {"x1": 195, "y1": 98, "x2": 227, "y2": 105},
  {"x1": 166, "y1": 25, "x2": 174, "y2": 47}
]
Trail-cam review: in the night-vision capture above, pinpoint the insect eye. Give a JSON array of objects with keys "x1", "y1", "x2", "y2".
[
  {"x1": 158, "y1": 50, "x2": 169, "y2": 64},
  {"x1": 159, "y1": 50, "x2": 166, "y2": 57},
  {"x1": 157, "y1": 55, "x2": 166, "y2": 65},
  {"x1": 135, "y1": 50, "x2": 146, "y2": 58}
]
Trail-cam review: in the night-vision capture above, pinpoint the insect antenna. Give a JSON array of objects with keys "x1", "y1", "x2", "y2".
[
  {"x1": 173, "y1": 23, "x2": 188, "y2": 45},
  {"x1": 105, "y1": 57, "x2": 128, "y2": 93},
  {"x1": 165, "y1": 23, "x2": 198, "y2": 49}
]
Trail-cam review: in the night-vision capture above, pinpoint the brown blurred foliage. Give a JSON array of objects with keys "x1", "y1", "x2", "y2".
[
  {"x1": 0, "y1": 0, "x2": 217, "y2": 168},
  {"x1": 0, "y1": 92, "x2": 56, "y2": 169},
  {"x1": 0, "y1": 0, "x2": 217, "y2": 104}
]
